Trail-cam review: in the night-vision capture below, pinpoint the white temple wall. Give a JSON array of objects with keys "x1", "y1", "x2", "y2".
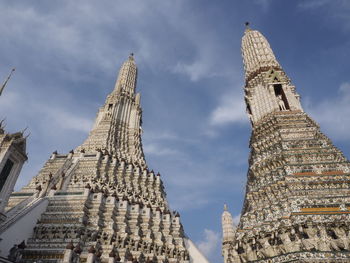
[
  {"x1": 0, "y1": 198, "x2": 48, "y2": 257},
  {"x1": 184, "y1": 238, "x2": 210, "y2": 263}
]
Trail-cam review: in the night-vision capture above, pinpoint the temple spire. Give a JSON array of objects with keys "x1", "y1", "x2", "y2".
[
  {"x1": 221, "y1": 204, "x2": 236, "y2": 263},
  {"x1": 0, "y1": 68, "x2": 15, "y2": 96},
  {"x1": 77, "y1": 54, "x2": 145, "y2": 165},
  {"x1": 221, "y1": 204, "x2": 235, "y2": 242},
  {"x1": 114, "y1": 53, "x2": 137, "y2": 96},
  {"x1": 241, "y1": 27, "x2": 303, "y2": 124},
  {"x1": 241, "y1": 27, "x2": 280, "y2": 80}
]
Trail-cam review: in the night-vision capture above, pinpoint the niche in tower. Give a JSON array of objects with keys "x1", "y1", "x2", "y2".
[
  {"x1": 0, "y1": 159, "x2": 14, "y2": 192},
  {"x1": 107, "y1": 103, "x2": 113, "y2": 117},
  {"x1": 273, "y1": 84, "x2": 290, "y2": 111}
]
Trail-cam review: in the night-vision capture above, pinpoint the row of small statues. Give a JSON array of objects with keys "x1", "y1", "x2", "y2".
[
  {"x1": 229, "y1": 225, "x2": 350, "y2": 262},
  {"x1": 33, "y1": 226, "x2": 183, "y2": 250},
  {"x1": 9, "y1": 240, "x2": 190, "y2": 263}
]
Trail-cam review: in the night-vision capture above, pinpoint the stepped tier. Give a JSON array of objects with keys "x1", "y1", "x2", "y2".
[{"x1": 6, "y1": 155, "x2": 189, "y2": 262}]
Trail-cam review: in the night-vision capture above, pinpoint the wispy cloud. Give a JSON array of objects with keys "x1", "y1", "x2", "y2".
[
  {"x1": 143, "y1": 143, "x2": 180, "y2": 156},
  {"x1": 209, "y1": 90, "x2": 247, "y2": 126},
  {"x1": 42, "y1": 107, "x2": 93, "y2": 133},
  {"x1": 307, "y1": 82, "x2": 350, "y2": 141},
  {"x1": 298, "y1": 0, "x2": 331, "y2": 9},
  {"x1": 170, "y1": 191, "x2": 211, "y2": 211},
  {"x1": 196, "y1": 229, "x2": 221, "y2": 260},
  {"x1": 232, "y1": 213, "x2": 241, "y2": 225},
  {"x1": 254, "y1": 0, "x2": 272, "y2": 12},
  {"x1": 297, "y1": 0, "x2": 350, "y2": 31},
  {"x1": 0, "y1": 90, "x2": 93, "y2": 134}
]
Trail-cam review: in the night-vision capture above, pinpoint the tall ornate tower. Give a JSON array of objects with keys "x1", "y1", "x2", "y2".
[
  {"x1": 222, "y1": 25, "x2": 350, "y2": 262},
  {"x1": 0, "y1": 55, "x2": 208, "y2": 263}
]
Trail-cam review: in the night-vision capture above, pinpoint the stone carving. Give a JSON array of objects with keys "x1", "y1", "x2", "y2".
[
  {"x1": 277, "y1": 95, "x2": 287, "y2": 111},
  {"x1": 279, "y1": 229, "x2": 300, "y2": 253}
]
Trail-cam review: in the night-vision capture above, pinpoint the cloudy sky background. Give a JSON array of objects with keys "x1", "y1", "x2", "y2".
[{"x1": 1, "y1": 0, "x2": 350, "y2": 262}]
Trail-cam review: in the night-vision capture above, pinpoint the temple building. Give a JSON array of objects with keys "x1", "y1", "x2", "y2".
[
  {"x1": 222, "y1": 25, "x2": 350, "y2": 262},
  {"x1": 0, "y1": 124, "x2": 27, "y2": 225},
  {"x1": 0, "y1": 69, "x2": 27, "y2": 226},
  {"x1": 0, "y1": 55, "x2": 209, "y2": 263}
]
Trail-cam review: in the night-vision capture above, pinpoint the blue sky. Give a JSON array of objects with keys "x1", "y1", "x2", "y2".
[{"x1": 0, "y1": 0, "x2": 350, "y2": 262}]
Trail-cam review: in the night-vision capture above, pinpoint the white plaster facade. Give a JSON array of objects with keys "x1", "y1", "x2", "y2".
[{"x1": 0, "y1": 126, "x2": 27, "y2": 222}]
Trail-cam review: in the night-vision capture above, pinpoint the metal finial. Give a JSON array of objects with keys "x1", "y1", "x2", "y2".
[
  {"x1": 224, "y1": 203, "x2": 228, "y2": 211},
  {"x1": 244, "y1": 22, "x2": 251, "y2": 32}
]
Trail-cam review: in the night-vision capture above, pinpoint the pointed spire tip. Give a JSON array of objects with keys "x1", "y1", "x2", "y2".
[
  {"x1": 0, "y1": 68, "x2": 16, "y2": 96},
  {"x1": 245, "y1": 21, "x2": 251, "y2": 32},
  {"x1": 128, "y1": 53, "x2": 135, "y2": 61}
]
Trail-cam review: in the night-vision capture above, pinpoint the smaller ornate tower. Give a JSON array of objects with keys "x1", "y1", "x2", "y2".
[{"x1": 222, "y1": 204, "x2": 236, "y2": 263}]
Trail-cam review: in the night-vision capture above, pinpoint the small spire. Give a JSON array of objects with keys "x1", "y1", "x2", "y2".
[
  {"x1": 129, "y1": 53, "x2": 134, "y2": 60},
  {"x1": 224, "y1": 203, "x2": 228, "y2": 211},
  {"x1": 0, "y1": 68, "x2": 15, "y2": 96},
  {"x1": 21, "y1": 126, "x2": 28, "y2": 134}
]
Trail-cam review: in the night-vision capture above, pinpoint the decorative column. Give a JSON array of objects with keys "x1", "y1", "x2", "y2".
[
  {"x1": 86, "y1": 246, "x2": 96, "y2": 263},
  {"x1": 108, "y1": 249, "x2": 116, "y2": 263},
  {"x1": 63, "y1": 241, "x2": 74, "y2": 263}
]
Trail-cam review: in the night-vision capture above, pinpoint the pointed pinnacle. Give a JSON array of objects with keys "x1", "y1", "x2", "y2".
[{"x1": 244, "y1": 21, "x2": 251, "y2": 31}]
